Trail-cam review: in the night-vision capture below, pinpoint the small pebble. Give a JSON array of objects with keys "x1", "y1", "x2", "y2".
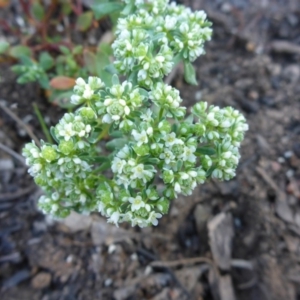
[
  {"x1": 104, "y1": 278, "x2": 113, "y2": 286},
  {"x1": 31, "y1": 272, "x2": 52, "y2": 289}
]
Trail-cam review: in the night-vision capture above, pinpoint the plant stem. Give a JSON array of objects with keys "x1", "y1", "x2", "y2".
[{"x1": 32, "y1": 102, "x2": 53, "y2": 143}]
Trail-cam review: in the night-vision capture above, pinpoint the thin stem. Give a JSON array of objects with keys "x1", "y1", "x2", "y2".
[
  {"x1": 0, "y1": 101, "x2": 40, "y2": 146},
  {"x1": 32, "y1": 102, "x2": 53, "y2": 143},
  {"x1": 158, "y1": 107, "x2": 164, "y2": 121},
  {"x1": 0, "y1": 143, "x2": 25, "y2": 165}
]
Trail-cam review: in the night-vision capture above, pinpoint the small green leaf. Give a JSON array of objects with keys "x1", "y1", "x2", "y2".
[
  {"x1": 106, "y1": 138, "x2": 127, "y2": 151},
  {"x1": 111, "y1": 74, "x2": 119, "y2": 85},
  {"x1": 138, "y1": 88, "x2": 148, "y2": 98},
  {"x1": 72, "y1": 45, "x2": 83, "y2": 55},
  {"x1": 91, "y1": 2, "x2": 124, "y2": 20},
  {"x1": 59, "y1": 46, "x2": 70, "y2": 55},
  {"x1": 76, "y1": 11, "x2": 93, "y2": 31},
  {"x1": 105, "y1": 63, "x2": 118, "y2": 74},
  {"x1": 184, "y1": 61, "x2": 198, "y2": 85},
  {"x1": 39, "y1": 52, "x2": 54, "y2": 71},
  {"x1": 31, "y1": 2, "x2": 45, "y2": 21},
  {"x1": 0, "y1": 41, "x2": 9, "y2": 54},
  {"x1": 109, "y1": 130, "x2": 123, "y2": 138},
  {"x1": 49, "y1": 90, "x2": 75, "y2": 108},
  {"x1": 95, "y1": 46, "x2": 111, "y2": 85},
  {"x1": 195, "y1": 147, "x2": 216, "y2": 156},
  {"x1": 61, "y1": 2, "x2": 72, "y2": 15},
  {"x1": 147, "y1": 158, "x2": 160, "y2": 165},
  {"x1": 9, "y1": 45, "x2": 32, "y2": 58},
  {"x1": 50, "y1": 127, "x2": 59, "y2": 143},
  {"x1": 96, "y1": 161, "x2": 111, "y2": 172},
  {"x1": 38, "y1": 73, "x2": 50, "y2": 89},
  {"x1": 83, "y1": 50, "x2": 97, "y2": 75},
  {"x1": 93, "y1": 156, "x2": 110, "y2": 163},
  {"x1": 121, "y1": 3, "x2": 133, "y2": 15}
]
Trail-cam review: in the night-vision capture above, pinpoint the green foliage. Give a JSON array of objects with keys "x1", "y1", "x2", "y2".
[{"x1": 1, "y1": 0, "x2": 119, "y2": 106}]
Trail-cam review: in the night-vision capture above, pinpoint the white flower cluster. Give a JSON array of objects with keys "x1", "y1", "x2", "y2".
[
  {"x1": 114, "y1": 0, "x2": 212, "y2": 87},
  {"x1": 23, "y1": 1, "x2": 248, "y2": 227},
  {"x1": 95, "y1": 80, "x2": 144, "y2": 124}
]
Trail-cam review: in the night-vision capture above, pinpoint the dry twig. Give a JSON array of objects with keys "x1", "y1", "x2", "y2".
[
  {"x1": 0, "y1": 100, "x2": 40, "y2": 146},
  {"x1": 0, "y1": 143, "x2": 25, "y2": 165}
]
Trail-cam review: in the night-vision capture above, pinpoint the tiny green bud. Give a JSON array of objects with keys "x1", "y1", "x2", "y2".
[
  {"x1": 41, "y1": 146, "x2": 57, "y2": 162},
  {"x1": 194, "y1": 123, "x2": 206, "y2": 136},
  {"x1": 158, "y1": 120, "x2": 171, "y2": 134},
  {"x1": 133, "y1": 144, "x2": 150, "y2": 156},
  {"x1": 79, "y1": 107, "x2": 96, "y2": 121},
  {"x1": 59, "y1": 140, "x2": 74, "y2": 155},
  {"x1": 162, "y1": 169, "x2": 174, "y2": 184},
  {"x1": 157, "y1": 197, "x2": 170, "y2": 214}
]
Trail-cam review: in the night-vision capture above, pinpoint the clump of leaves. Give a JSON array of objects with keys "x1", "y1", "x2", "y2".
[{"x1": 0, "y1": 0, "x2": 124, "y2": 107}]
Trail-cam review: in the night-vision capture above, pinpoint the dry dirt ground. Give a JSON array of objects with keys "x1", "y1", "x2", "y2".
[{"x1": 0, "y1": 0, "x2": 300, "y2": 299}]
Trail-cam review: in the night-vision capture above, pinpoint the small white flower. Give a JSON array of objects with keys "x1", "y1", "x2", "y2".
[
  {"x1": 164, "y1": 132, "x2": 177, "y2": 147},
  {"x1": 83, "y1": 85, "x2": 93, "y2": 99},
  {"x1": 129, "y1": 195, "x2": 145, "y2": 211},
  {"x1": 160, "y1": 149, "x2": 175, "y2": 165},
  {"x1": 148, "y1": 211, "x2": 162, "y2": 226},
  {"x1": 132, "y1": 130, "x2": 148, "y2": 146},
  {"x1": 111, "y1": 157, "x2": 126, "y2": 174},
  {"x1": 140, "y1": 109, "x2": 153, "y2": 122},
  {"x1": 108, "y1": 211, "x2": 120, "y2": 226},
  {"x1": 132, "y1": 164, "x2": 154, "y2": 182},
  {"x1": 181, "y1": 146, "x2": 196, "y2": 163},
  {"x1": 76, "y1": 77, "x2": 85, "y2": 86}
]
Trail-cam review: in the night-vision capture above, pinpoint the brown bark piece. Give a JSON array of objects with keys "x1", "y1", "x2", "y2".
[{"x1": 208, "y1": 213, "x2": 234, "y2": 271}]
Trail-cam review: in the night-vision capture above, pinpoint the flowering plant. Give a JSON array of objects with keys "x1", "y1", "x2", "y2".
[{"x1": 23, "y1": 0, "x2": 248, "y2": 227}]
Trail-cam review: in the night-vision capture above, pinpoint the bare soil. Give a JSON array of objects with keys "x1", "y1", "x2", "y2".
[{"x1": 0, "y1": 0, "x2": 300, "y2": 299}]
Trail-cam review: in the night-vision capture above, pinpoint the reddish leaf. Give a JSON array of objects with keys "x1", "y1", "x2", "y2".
[{"x1": 50, "y1": 76, "x2": 76, "y2": 90}]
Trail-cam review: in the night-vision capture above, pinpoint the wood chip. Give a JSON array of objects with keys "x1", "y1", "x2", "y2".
[{"x1": 208, "y1": 212, "x2": 234, "y2": 271}]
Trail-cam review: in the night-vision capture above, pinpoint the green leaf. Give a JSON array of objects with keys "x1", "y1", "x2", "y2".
[
  {"x1": 147, "y1": 158, "x2": 160, "y2": 165},
  {"x1": 9, "y1": 45, "x2": 32, "y2": 59},
  {"x1": 91, "y1": 2, "x2": 124, "y2": 20},
  {"x1": 184, "y1": 61, "x2": 198, "y2": 85},
  {"x1": 95, "y1": 46, "x2": 111, "y2": 85},
  {"x1": 111, "y1": 74, "x2": 119, "y2": 85},
  {"x1": 92, "y1": 156, "x2": 110, "y2": 163},
  {"x1": 138, "y1": 88, "x2": 148, "y2": 98},
  {"x1": 206, "y1": 165, "x2": 216, "y2": 177},
  {"x1": 59, "y1": 46, "x2": 70, "y2": 55},
  {"x1": 19, "y1": 55, "x2": 34, "y2": 66},
  {"x1": 121, "y1": 3, "x2": 133, "y2": 15},
  {"x1": 49, "y1": 90, "x2": 75, "y2": 109},
  {"x1": 87, "y1": 130, "x2": 101, "y2": 144},
  {"x1": 195, "y1": 147, "x2": 216, "y2": 156},
  {"x1": 72, "y1": 45, "x2": 83, "y2": 55},
  {"x1": 106, "y1": 138, "x2": 127, "y2": 151},
  {"x1": 98, "y1": 42, "x2": 113, "y2": 56},
  {"x1": 39, "y1": 52, "x2": 54, "y2": 71},
  {"x1": 185, "y1": 114, "x2": 194, "y2": 124},
  {"x1": 0, "y1": 41, "x2": 9, "y2": 54},
  {"x1": 31, "y1": 2, "x2": 45, "y2": 21},
  {"x1": 61, "y1": 2, "x2": 72, "y2": 15},
  {"x1": 76, "y1": 11, "x2": 93, "y2": 31},
  {"x1": 83, "y1": 50, "x2": 97, "y2": 75},
  {"x1": 105, "y1": 63, "x2": 118, "y2": 74},
  {"x1": 50, "y1": 127, "x2": 59, "y2": 143},
  {"x1": 109, "y1": 129, "x2": 123, "y2": 138},
  {"x1": 38, "y1": 73, "x2": 50, "y2": 89},
  {"x1": 96, "y1": 161, "x2": 111, "y2": 172}
]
